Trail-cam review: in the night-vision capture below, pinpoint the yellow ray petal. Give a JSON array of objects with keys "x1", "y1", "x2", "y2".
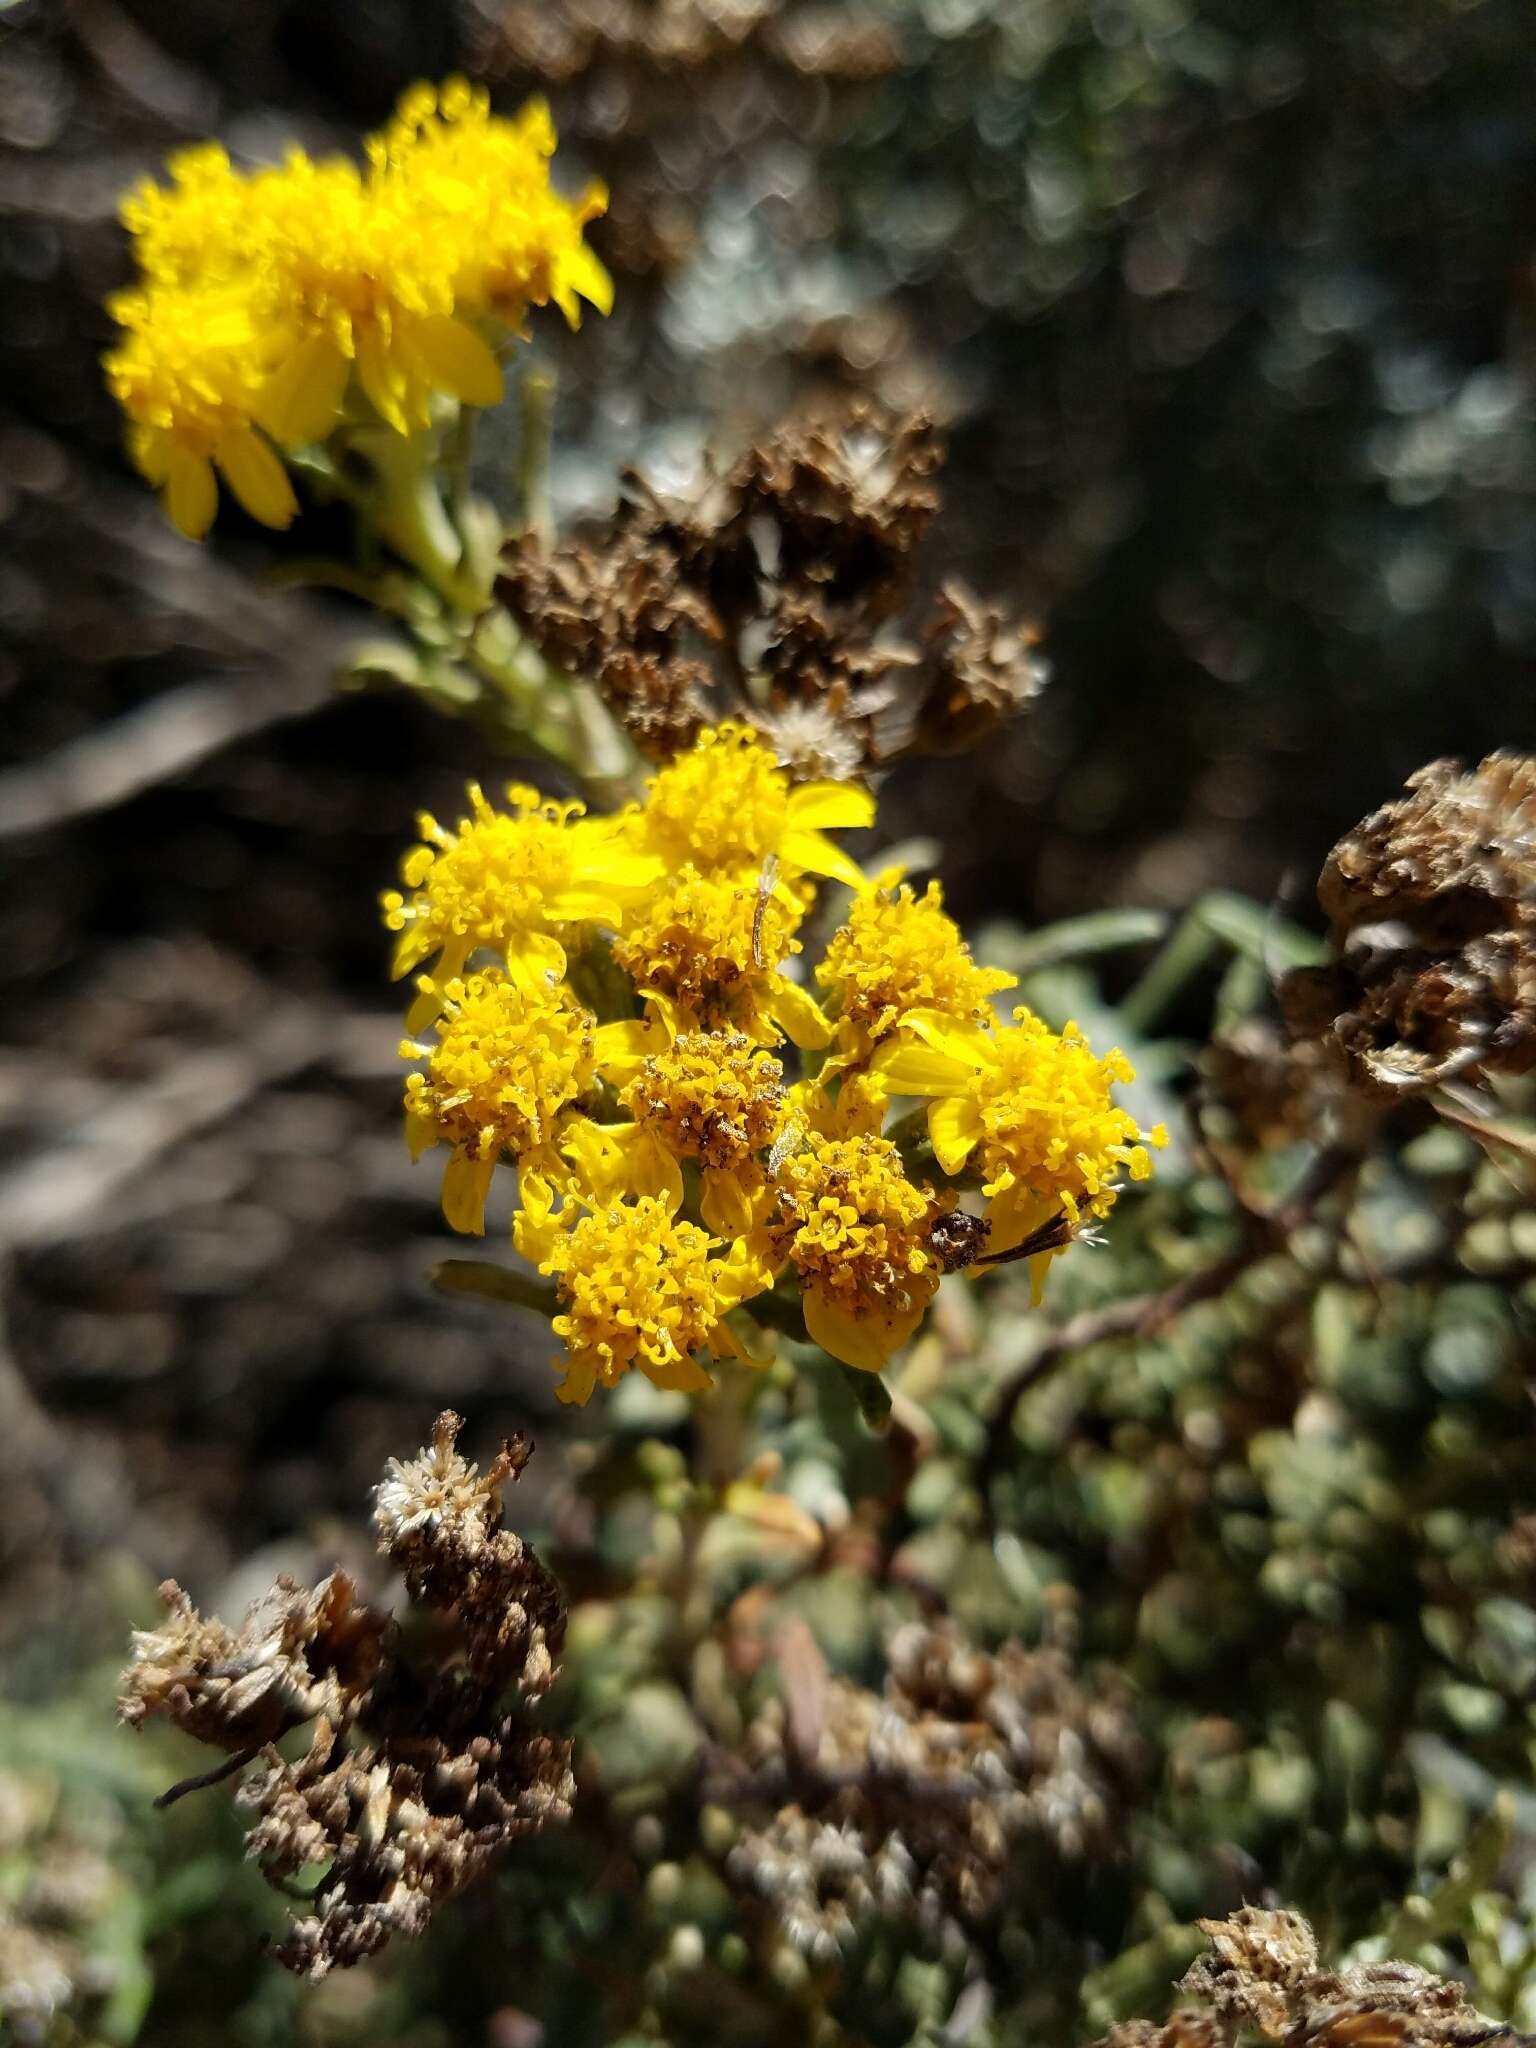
[
  {"x1": 804, "y1": 1285, "x2": 925, "y2": 1375},
  {"x1": 593, "y1": 1016, "x2": 668, "y2": 1078},
  {"x1": 216, "y1": 426, "x2": 298, "y2": 530},
  {"x1": 256, "y1": 333, "x2": 350, "y2": 448},
  {"x1": 928, "y1": 1095, "x2": 983, "y2": 1174},
  {"x1": 785, "y1": 783, "x2": 877, "y2": 832},
  {"x1": 769, "y1": 978, "x2": 833, "y2": 1051},
  {"x1": 441, "y1": 1145, "x2": 497, "y2": 1236},
  {"x1": 874, "y1": 1043, "x2": 975, "y2": 1096},
  {"x1": 165, "y1": 448, "x2": 217, "y2": 540},
  {"x1": 779, "y1": 828, "x2": 865, "y2": 889},
  {"x1": 407, "y1": 314, "x2": 505, "y2": 408}
]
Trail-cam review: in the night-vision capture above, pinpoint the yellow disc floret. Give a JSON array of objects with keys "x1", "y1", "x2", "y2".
[
  {"x1": 373, "y1": 81, "x2": 612, "y2": 331},
  {"x1": 619, "y1": 1029, "x2": 785, "y2": 1236},
  {"x1": 382, "y1": 784, "x2": 657, "y2": 1024},
  {"x1": 620, "y1": 1031, "x2": 785, "y2": 1171},
  {"x1": 636, "y1": 723, "x2": 874, "y2": 886},
  {"x1": 513, "y1": 1188, "x2": 763, "y2": 1406},
  {"x1": 611, "y1": 865, "x2": 827, "y2": 1047},
  {"x1": 877, "y1": 1005, "x2": 1168, "y2": 1282},
  {"x1": 818, "y1": 877, "x2": 1016, "y2": 1055},
  {"x1": 760, "y1": 1132, "x2": 940, "y2": 1372},
  {"x1": 402, "y1": 970, "x2": 596, "y2": 1231}
]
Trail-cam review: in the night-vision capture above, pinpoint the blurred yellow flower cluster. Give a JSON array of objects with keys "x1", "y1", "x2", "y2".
[
  {"x1": 104, "y1": 80, "x2": 611, "y2": 538},
  {"x1": 387, "y1": 723, "x2": 1164, "y2": 1403}
]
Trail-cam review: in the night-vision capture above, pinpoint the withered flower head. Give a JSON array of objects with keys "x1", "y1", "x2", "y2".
[
  {"x1": 117, "y1": 1571, "x2": 385, "y2": 1754},
  {"x1": 723, "y1": 1620, "x2": 1140, "y2": 1955},
  {"x1": 915, "y1": 580, "x2": 1049, "y2": 756},
  {"x1": 496, "y1": 399, "x2": 1045, "y2": 777},
  {"x1": 1092, "y1": 1908, "x2": 1534, "y2": 2048},
  {"x1": 1282, "y1": 754, "x2": 1536, "y2": 1095},
  {"x1": 118, "y1": 1413, "x2": 573, "y2": 1977}
]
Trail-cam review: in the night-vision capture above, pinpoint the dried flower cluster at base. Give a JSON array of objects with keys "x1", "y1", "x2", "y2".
[
  {"x1": 117, "y1": 1413, "x2": 573, "y2": 1976},
  {"x1": 722, "y1": 1619, "x2": 1141, "y2": 1960},
  {"x1": 1283, "y1": 754, "x2": 1536, "y2": 1096},
  {"x1": 1094, "y1": 1906, "x2": 1535, "y2": 2048},
  {"x1": 498, "y1": 400, "x2": 1046, "y2": 773}
]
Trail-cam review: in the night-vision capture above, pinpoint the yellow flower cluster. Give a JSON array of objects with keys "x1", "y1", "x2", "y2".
[
  {"x1": 105, "y1": 80, "x2": 611, "y2": 538},
  {"x1": 386, "y1": 722, "x2": 1165, "y2": 1402}
]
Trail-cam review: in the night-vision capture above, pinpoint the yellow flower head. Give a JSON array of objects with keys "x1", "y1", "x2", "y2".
[
  {"x1": 618, "y1": 1029, "x2": 786, "y2": 1237},
  {"x1": 375, "y1": 80, "x2": 612, "y2": 330},
  {"x1": 382, "y1": 783, "x2": 659, "y2": 1029},
  {"x1": 610, "y1": 865, "x2": 829, "y2": 1049},
  {"x1": 759, "y1": 1132, "x2": 940, "y2": 1373},
  {"x1": 877, "y1": 1005, "x2": 1168, "y2": 1288},
  {"x1": 513, "y1": 1178, "x2": 766, "y2": 1406},
  {"x1": 818, "y1": 877, "x2": 1016, "y2": 1057},
  {"x1": 636, "y1": 723, "x2": 874, "y2": 887},
  {"x1": 102, "y1": 286, "x2": 296, "y2": 539},
  {"x1": 119, "y1": 143, "x2": 255, "y2": 290},
  {"x1": 402, "y1": 970, "x2": 596, "y2": 1233},
  {"x1": 108, "y1": 80, "x2": 613, "y2": 530}
]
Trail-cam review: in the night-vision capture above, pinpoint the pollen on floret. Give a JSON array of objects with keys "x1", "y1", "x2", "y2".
[
  {"x1": 611, "y1": 865, "x2": 806, "y2": 1037},
  {"x1": 976, "y1": 1010, "x2": 1166, "y2": 1222},
  {"x1": 636, "y1": 722, "x2": 875, "y2": 887},
  {"x1": 402, "y1": 969, "x2": 596, "y2": 1167},
  {"x1": 641, "y1": 725, "x2": 794, "y2": 873},
  {"x1": 382, "y1": 784, "x2": 614, "y2": 1003},
  {"x1": 761, "y1": 1132, "x2": 941, "y2": 1370},
  {"x1": 521, "y1": 1196, "x2": 728, "y2": 1405},
  {"x1": 619, "y1": 1031, "x2": 785, "y2": 1171},
  {"x1": 819, "y1": 878, "x2": 1016, "y2": 1048}
]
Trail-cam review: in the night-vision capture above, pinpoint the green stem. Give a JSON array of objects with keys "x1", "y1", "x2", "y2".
[
  {"x1": 519, "y1": 367, "x2": 556, "y2": 544},
  {"x1": 431, "y1": 1259, "x2": 559, "y2": 1318}
]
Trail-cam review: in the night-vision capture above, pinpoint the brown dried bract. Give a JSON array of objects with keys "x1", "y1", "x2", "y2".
[
  {"x1": 118, "y1": 1413, "x2": 573, "y2": 1977},
  {"x1": 1089, "y1": 1908, "x2": 1535, "y2": 2048},
  {"x1": 497, "y1": 400, "x2": 1045, "y2": 776},
  {"x1": 721, "y1": 1619, "x2": 1141, "y2": 1955},
  {"x1": 118, "y1": 1570, "x2": 385, "y2": 1755},
  {"x1": 1282, "y1": 755, "x2": 1536, "y2": 1096},
  {"x1": 914, "y1": 580, "x2": 1049, "y2": 756}
]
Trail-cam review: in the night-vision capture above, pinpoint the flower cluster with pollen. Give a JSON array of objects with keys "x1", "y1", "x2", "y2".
[
  {"x1": 759, "y1": 1135, "x2": 942, "y2": 1373},
  {"x1": 611, "y1": 867, "x2": 815, "y2": 1044},
  {"x1": 403, "y1": 972, "x2": 597, "y2": 1234},
  {"x1": 105, "y1": 79, "x2": 610, "y2": 537},
  {"x1": 385, "y1": 722, "x2": 1162, "y2": 1396},
  {"x1": 819, "y1": 877, "x2": 1016, "y2": 1059},
  {"x1": 383, "y1": 785, "x2": 656, "y2": 1028},
  {"x1": 515, "y1": 1193, "x2": 756, "y2": 1407}
]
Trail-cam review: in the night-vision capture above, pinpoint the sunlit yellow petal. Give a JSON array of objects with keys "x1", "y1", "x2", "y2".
[
  {"x1": 593, "y1": 1017, "x2": 668, "y2": 1077},
  {"x1": 544, "y1": 889, "x2": 624, "y2": 925},
  {"x1": 785, "y1": 783, "x2": 877, "y2": 832},
  {"x1": 769, "y1": 978, "x2": 833, "y2": 1051},
  {"x1": 701, "y1": 1167, "x2": 754, "y2": 1241},
  {"x1": 904, "y1": 1008, "x2": 995, "y2": 1065},
  {"x1": 256, "y1": 333, "x2": 350, "y2": 447},
  {"x1": 779, "y1": 829, "x2": 865, "y2": 889},
  {"x1": 408, "y1": 313, "x2": 505, "y2": 408},
  {"x1": 165, "y1": 448, "x2": 217, "y2": 539},
  {"x1": 642, "y1": 1350, "x2": 713, "y2": 1394},
  {"x1": 441, "y1": 1145, "x2": 496, "y2": 1236},
  {"x1": 929, "y1": 1095, "x2": 983, "y2": 1174},
  {"x1": 874, "y1": 1043, "x2": 975, "y2": 1095},
  {"x1": 804, "y1": 1284, "x2": 923, "y2": 1375},
  {"x1": 215, "y1": 426, "x2": 298, "y2": 530},
  {"x1": 355, "y1": 325, "x2": 410, "y2": 433}
]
